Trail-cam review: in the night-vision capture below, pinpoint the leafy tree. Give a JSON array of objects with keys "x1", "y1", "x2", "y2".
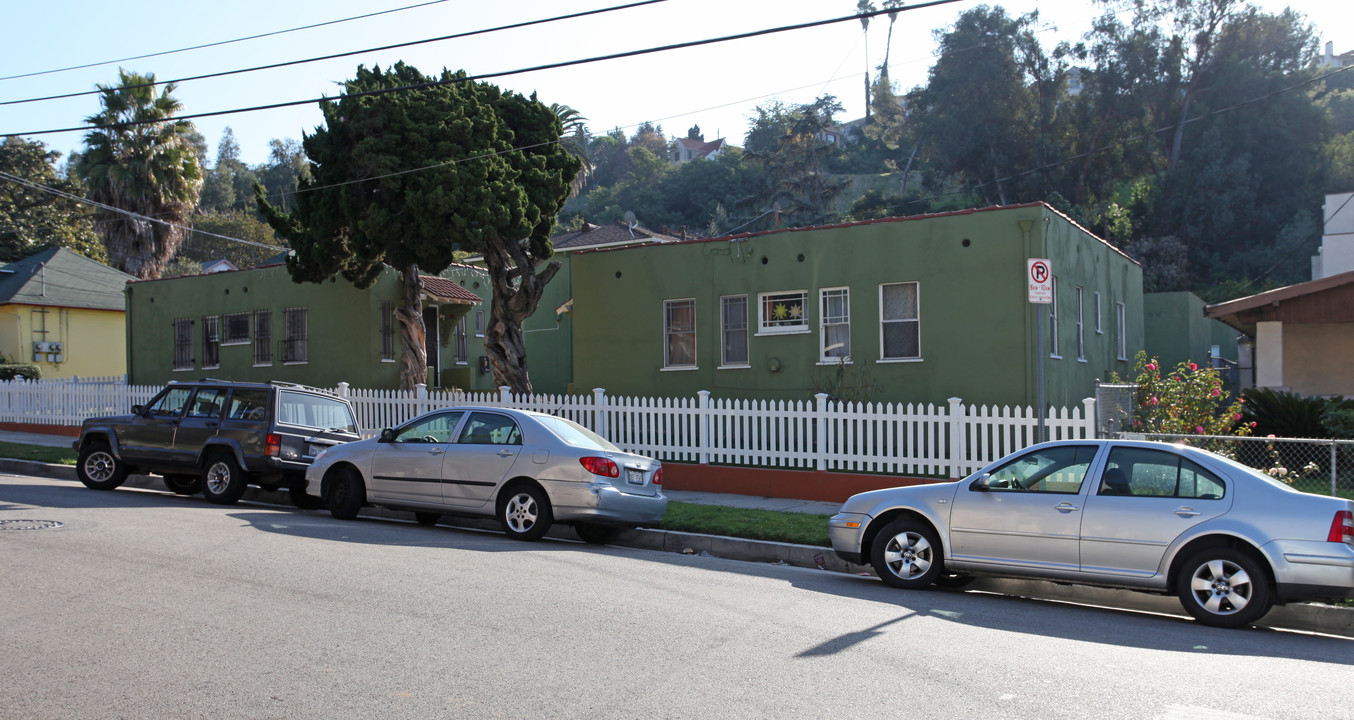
[
  {"x1": 256, "y1": 138, "x2": 310, "y2": 214},
  {"x1": 73, "y1": 69, "x2": 203, "y2": 279},
  {"x1": 0, "y1": 137, "x2": 104, "y2": 262},
  {"x1": 199, "y1": 127, "x2": 259, "y2": 213},
  {"x1": 257, "y1": 62, "x2": 580, "y2": 392},
  {"x1": 742, "y1": 95, "x2": 850, "y2": 228},
  {"x1": 182, "y1": 210, "x2": 286, "y2": 269},
  {"x1": 1119, "y1": 352, "x2": 1249, "y2": 436}
]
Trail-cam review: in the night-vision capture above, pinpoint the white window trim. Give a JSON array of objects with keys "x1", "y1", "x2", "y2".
[
  {"x1": 878, "y1": 281, "x2": 921, "y2": 361},
  {"x1": 756, "y1": 290, "x2": 810, "y2": 335},
  {"x1": 1076, "y1": 285, "x2": 1086, "y2": 362},
  {"x1": 1049, "y1": 277, "x2": 1061, "y2": 359},
  {"x1": 1116, "y1": 301, "x2": 1128, "y2": 360},
  {"x1": 663, "y1": 298, "x2": 697, "y2": 369},
  {"x1": 719, "y1": 294, "x2": 750, "y2": 369},
  {"x1": 1094, "y1": 291, "x2": 1103, "y2": 334},
  {"x1": 818, "y1": 287, "x2": 851, "y2": 363}
]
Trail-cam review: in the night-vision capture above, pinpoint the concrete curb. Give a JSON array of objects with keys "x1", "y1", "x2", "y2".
[{"x1": 7, "y1": 458, "x2": 1351, "y2": 638}]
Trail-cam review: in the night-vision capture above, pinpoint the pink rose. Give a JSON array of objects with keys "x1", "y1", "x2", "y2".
[
  {"x1": 1149, "y1": 396, "x2": 1159, "y2": 405},
  {"x1": 1189, "y1": 363, "x2": 1198, "y2": 371},
  {"x1": 1146, "y1": 363, "x2": 1156, "y2": 371},
  {"x1": 1267, "y1": 434, "x2": 1276, "y2": 438},
  {"x1": 1195, "y1": 426, "x2": 1204, "y2": 434},
  {"x1": 1211, "y1": 388, "x2": 1221, "y2": 397},
  {"x1": 1233, "y1": 413, "x2": 1242, "y2": 421}
]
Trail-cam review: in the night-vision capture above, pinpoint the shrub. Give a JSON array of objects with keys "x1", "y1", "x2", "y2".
[
  {"x1": 0, "y1": 363, "x2": 41, "y2": 381},
  {"x1": 1116, "y1": 352, "x2": 1249, "y2": 436}
]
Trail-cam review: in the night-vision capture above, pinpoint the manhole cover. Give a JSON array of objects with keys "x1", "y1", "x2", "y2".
[{"x1": 0, "y1": 519, "x2": 64, "y2": 531}]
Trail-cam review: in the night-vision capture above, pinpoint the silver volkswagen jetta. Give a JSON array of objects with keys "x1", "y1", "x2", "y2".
[
  {"x1": 829, "y1": 439, "x2": 1354, "y2": 627},
  {"x1": 308, "y1": 407, "x2": 666, "y2": 543}
]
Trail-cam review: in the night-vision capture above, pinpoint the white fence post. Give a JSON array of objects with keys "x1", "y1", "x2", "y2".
[
  {"x1": 336, "y1": 381, "x2": 349, "y2": 399},
  {"x1": 592, "y1": 387, "x2": 607, "y2": 439},
  {"x1": 1082, "y1": 397, "x2": 1097, "y2": 438},
  {"x1": 498, "y1": 386, "x2": 511, "y2": 406},
  {"x1": 948, "y1": 397, "x2": 964, "y2": 478},
  {"x1": 697, "y1": 390, "x2": 711, "y2": 465},
  {"x1": 814, "y1": 393, "x2": 829, "y2": 471}
]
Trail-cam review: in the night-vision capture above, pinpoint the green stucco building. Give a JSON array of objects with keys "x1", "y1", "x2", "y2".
[
  {"x1": 568, "y1": 203, "x2": 1144, "y2": 408},
  {"x1": 126, "y1": 261, "x2": 510, "y2": 391}
]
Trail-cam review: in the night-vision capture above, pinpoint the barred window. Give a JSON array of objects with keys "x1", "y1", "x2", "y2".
[
  {"x1": 283, "y1": 307, "x2": 308, "y2": 363},
  {"x1": 203, "y1": 316, "x2": 220, "y2": 369},
  {"x1": 455, "y1": 316, "x2": 468, "y2": 364},
  {"x1": 254, "y1": 310, "x2": 272, "y2": 365},
  {"x1": 222, "y1": 312, "x2": 250, "y2": 345},
  {"x1": 173, "y1": 318, "x2": 194, "y2": 370}
]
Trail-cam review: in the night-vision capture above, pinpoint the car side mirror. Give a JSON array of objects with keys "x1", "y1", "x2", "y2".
[
  {"x1": 379, "y1": 428, "x2": 396, "y2": 443},
  {"x1": 972, "y1": 474, "x2": 993, "y2": 491},
  {"x1": 131, "y1": 404, "x2": 144, "y2": 416}
]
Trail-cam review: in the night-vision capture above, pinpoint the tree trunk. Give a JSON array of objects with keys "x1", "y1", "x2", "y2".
[
  {"x1": 394, "y1": 265, "x2": 427, "y2": 391},
  {"x1": 480, "y1": 237, "x2": 562, "y2": 396}
]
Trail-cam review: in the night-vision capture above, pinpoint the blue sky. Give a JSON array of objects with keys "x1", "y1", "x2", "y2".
[{"x1": 1, "y1": 0, "x2": 1350, "y2": 167}]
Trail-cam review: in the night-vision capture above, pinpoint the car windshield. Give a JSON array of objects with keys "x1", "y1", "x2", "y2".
[
  {"x1": 534, "y1": 415, "x2": 619, "y2": 452},
  {"x1": 277, "y1": 390, "x2": 358, "y2": 433}
]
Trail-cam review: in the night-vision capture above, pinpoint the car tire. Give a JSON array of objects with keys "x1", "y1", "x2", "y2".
[
  {"x1": 414, "y1": 512, "x2": 440, "y2": 526},
  {"x1": 327, "y1": 468, "x2": 365, "y2": 520},
  {"x1": 201, "y1": 452, "x2": 247, "y2": 505},
  {"x1": 1175, "y1": 547, "x2": 1273, "y2": 628},
  {"x1": 498, "y1": 484, "x2": 553, "y2": 542},
  {"x1": 575, "y1": 523, "x2": 616, "y2": 545},
  {"x1": 870, "y1": 518, "x2": 944, "y2": 590},
  {"x1": 163, "y1": 474, "x2": 201, "y2": 495},
  {"x1": 289, "y1": 486, "x2": 324, "y2": 510},
  {"x1": 77, "y1": 441, "x2": 127, "y2": 491}
]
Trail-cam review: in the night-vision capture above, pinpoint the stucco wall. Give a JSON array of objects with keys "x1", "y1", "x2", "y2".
[
  {"x1": 570, "y1": 205, "x2": 1142, "y2": 408},
  {"x1": 1282, "y1": 323, "x2": 1354, "y2": 396},
  {"x1": 0, "y1": 305, "x2": 126, "y2": 378}
]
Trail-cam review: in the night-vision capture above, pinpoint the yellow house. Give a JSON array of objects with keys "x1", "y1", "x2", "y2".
[{"x1": 0, "y1": 247, "x2": 133, "y2": 379}]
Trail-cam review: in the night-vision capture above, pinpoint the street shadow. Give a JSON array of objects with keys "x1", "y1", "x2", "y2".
[
  {"x1": 0, "y1": 480, "x2": 210, "y2": 510},
  {"x1": 781, "y1": 570, "x2": 1354, "y2": 663}
]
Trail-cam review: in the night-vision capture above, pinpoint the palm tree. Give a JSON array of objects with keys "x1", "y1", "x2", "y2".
[
  {"x1": 74, "y1": 70, "x2": 203, "y2": 279},
  {"x1": 551, "y1": 103, "x2": 592, "y2": 197}
]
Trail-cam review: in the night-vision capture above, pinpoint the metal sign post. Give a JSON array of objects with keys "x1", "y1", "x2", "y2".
[{"x1": 1028, "y1": 259, "x2": 1052, "y2": 443}]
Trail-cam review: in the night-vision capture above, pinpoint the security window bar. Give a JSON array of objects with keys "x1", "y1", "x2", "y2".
[
  {"x1": 720, "y1": 295, "x2": 748, "y2": 367},
  {"x1": 455, "y1": 316, "x2": 468, "y2": 364},
  {"x1": 380, "y1": 301, "x2": 395, "y2": 361},
  {"x1": 879, "y1": 282, "x2": 920, "y2": 360},
  {"x1": 664, "y1": 299, "x2": 696, "y2": 368},
  {"x1": 820, "y1": 287, "x2": 850, "y2": 361},
  {"x1": 1049, "y1": 277, "x2": 1061, "y2": 358},
  {"x1": 222, "y1": 312, "x2": 250, "y2": 345},
  {"x1": 1117, "y1": 302, "x2": 1127, "y2": 360},
  {"x1": 758, "y1": 291, "x2": 808, "y2": 334},
  {"x1": 203, "y1": 315, "x2": 220, "y2": 369},
  {"x1": 253, "y1": 310, "x2": 272, "y2": 365},
  {"x1": 283, "y1": 307, "x2": 308, "y2": 364},
  {"x1": 1094, "y1": 291, "x2": 1103, "y2": 334},
  {"x1": 475, "y1": 309, "x2": 485, "y2": 337},
  {"x1": 172, "y1": 318, "x2": 193, "y2": 371}
]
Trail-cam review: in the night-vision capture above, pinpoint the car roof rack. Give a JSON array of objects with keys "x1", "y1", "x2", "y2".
[{"x1": 269, "y1": 380, "x2": 341, "y2": 397}]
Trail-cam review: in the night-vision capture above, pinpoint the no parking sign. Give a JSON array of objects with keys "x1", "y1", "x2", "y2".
[{"x1": 1027, "y1": 258, "x2": 1052, "y2": 304}]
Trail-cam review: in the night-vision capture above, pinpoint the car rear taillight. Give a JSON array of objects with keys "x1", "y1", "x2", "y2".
[
  {"x1": 1329, "y1": 510, "x2": 1354, "y2": 544},
  {"x1": 580, "y1": 457, "x2": 619, "y2": 478},
  {"x1": 653, "y1": 467, "x2": 663, "y2": 486},
  {"x1": 265, "y1": 433, "x2": 282, "y2": 458}
]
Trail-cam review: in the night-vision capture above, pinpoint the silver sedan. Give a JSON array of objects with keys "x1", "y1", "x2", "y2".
[
  {"x1": 829, "y1": 439, "x2": 1354, "y2": 627},
  {"x1": 307, "y1": 407, "x2": 667, "y2": 543}
]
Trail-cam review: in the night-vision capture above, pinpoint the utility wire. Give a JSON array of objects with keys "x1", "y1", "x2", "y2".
[
  {"x1": 1, "y1": 0, "x2": 671, "y2": 107},
  {"x1": 3, "y1": 0, "x2": 970, "y2": 138},
  {"x1": 0, "y1": 0, "x2": 452, "y2": 82}
]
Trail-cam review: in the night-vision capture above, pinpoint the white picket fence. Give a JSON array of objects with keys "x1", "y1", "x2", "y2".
[{"x1": 0, "y1": 377, "x2": 1096, "y2": 478}]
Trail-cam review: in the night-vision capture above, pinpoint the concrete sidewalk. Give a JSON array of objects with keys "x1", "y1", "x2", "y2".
[{"x1": 5, "y1": 429, "x2": 1352, "y2": 637}]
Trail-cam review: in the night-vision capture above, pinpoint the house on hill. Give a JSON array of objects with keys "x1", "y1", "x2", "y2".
[
  {"x1": 0, "y1": 247, "x2": 134, "y2": 378},
  {"x1": 568, "y1": 203, "x2": 1144, "y2": 409},
  {"x1": 671, "y1": 137, "x2": 727, "y2": 163}
]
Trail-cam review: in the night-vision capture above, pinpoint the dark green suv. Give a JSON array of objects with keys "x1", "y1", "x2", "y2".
[{"x1": 73, "y1": 380, "x2": 362, "y2": 506}]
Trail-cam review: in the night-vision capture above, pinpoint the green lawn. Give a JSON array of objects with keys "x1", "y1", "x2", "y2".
[{"x1": 0, "y1": 441, "x2": 76, "y2": 465}]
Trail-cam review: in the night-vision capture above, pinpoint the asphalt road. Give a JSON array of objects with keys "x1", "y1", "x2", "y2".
[{"x1": 3, "y1": 474, "x2": 1352, "y2": 720}]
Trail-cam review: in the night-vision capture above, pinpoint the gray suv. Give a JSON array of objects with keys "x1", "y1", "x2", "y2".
[{"x1": 74, "y1": 380, "x2": 362, "y2": 507}]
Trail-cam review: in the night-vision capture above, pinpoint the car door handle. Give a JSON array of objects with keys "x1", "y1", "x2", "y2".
[
  {"x1": 1175, "y1": 507, "x2": 1201, "y2": 517},
  {"x1": 497, "y1": 449, "x2": 515, "y2": 457},
  {"x1": 427, "y1": 449, "x2": 445, "y2": 456},
  {"x1": 1054, "y1": 502, "x2": 1079, "y2": 513}
]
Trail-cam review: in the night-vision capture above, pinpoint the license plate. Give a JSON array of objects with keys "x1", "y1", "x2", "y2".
[
  {"x1": 308, "y1": 444, "x2": 325, "y2": 456},
  {"x1": 626, "y1": 469, "x2": 645, "y2": 486}
]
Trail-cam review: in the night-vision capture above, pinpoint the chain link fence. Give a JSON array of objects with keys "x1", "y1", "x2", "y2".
[{"x1": 1114, "y1": 432, "x2": 1354, "y2": 498}]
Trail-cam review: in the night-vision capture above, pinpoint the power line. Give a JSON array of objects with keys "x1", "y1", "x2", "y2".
[
  {"x1": 0, "y1": 0, "x2": 452, "y2": 83},
  {"x1": 1, "y1": 0, "x2": 671, "y2": 108},
  {"x1": 2, "y1": 0, "x2": 970, "y2": 139}
]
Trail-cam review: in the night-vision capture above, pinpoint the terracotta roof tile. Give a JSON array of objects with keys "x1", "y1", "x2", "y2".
[{"x1": 420, "y1": 275, "x2": 481, "y2": 304}]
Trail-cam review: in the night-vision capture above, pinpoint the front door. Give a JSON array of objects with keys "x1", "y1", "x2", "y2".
[
  {"x1": 948, "y1": 444, "x2": 1100, "y2": 574},
  {"x1": 424, "y1": 305, "x2": 440, "y2": 387},
  {"x1": 366, "y1": 410, "x2": 464, "y2": 506}
]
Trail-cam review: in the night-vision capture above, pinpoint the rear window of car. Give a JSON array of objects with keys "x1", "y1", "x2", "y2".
[
  {"x1": 535, "y1": 415, "x2": 619, "y2": 452},
  {"x1": 276, "y1": 390, "x2": 358, "y2": 433}
]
